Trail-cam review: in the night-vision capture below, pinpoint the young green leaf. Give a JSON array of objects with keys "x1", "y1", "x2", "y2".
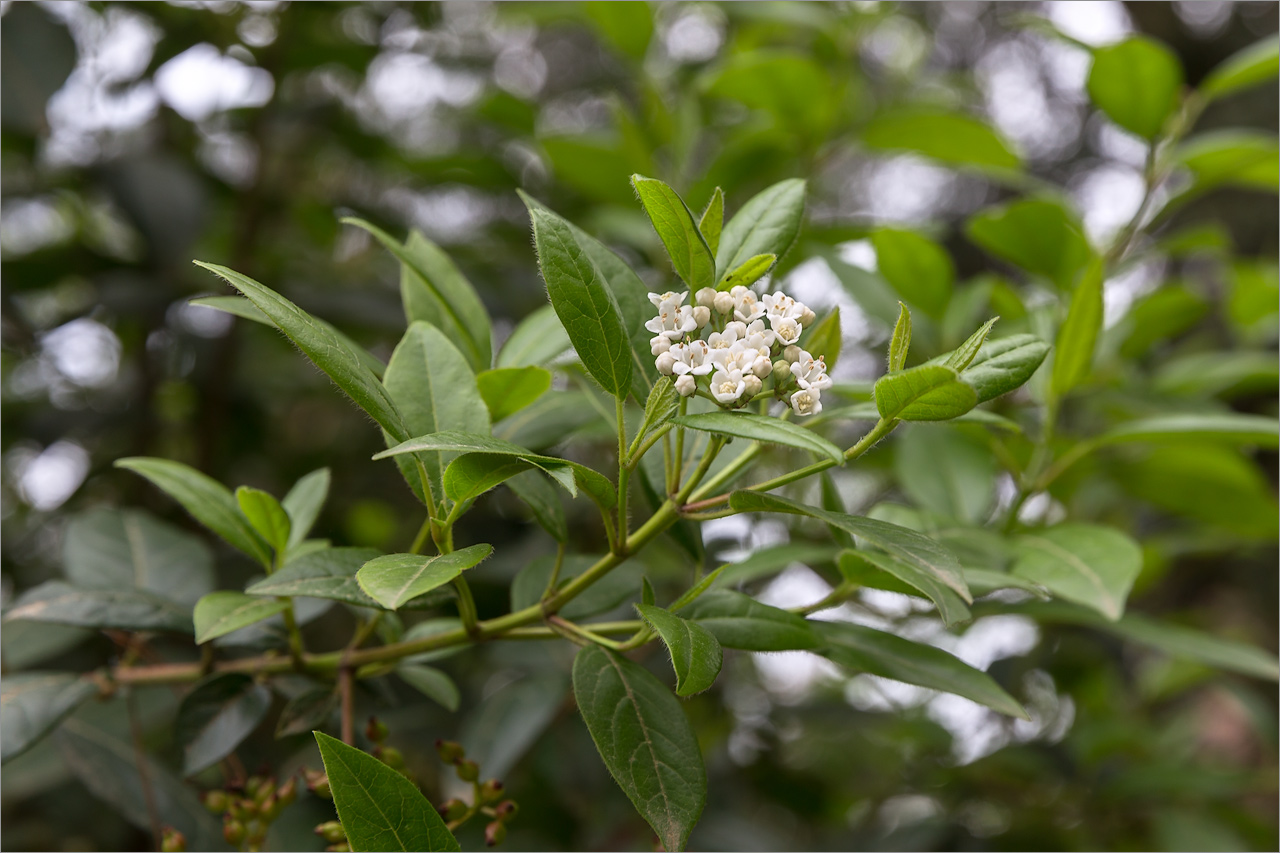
[
  {"x1": 115, "y1": 458, "x2": 273, "y2": 568},
  {"x1": 529, "y1": 207, "x2": 633, "y2": 399},
  {"x1": 699, "y1": 187, "x2": 724, "y2": 255},
  {"x1": 945, "y1": 316, "x2": 999, "y2": 371},
  {"x1": 506, "y1": 468, "x2": 568, "y2": 542},
  {"x1": 6, "y1": 581, "x2": 194, "y2": 634},
  {"x1": 344, "y1": 219, "x2": 492, "y2": 374},
  {"x1": 1200, "y1": 36, "x2": 1279, "y2": 102},
  {"x1": 965, "y1": 198, "x2": 1092, "y2": 290},
  {"x1": 193, "y1": 592, "x2": 289, "y2": 644},
  {"x1": 235, "y1": 487, "x2": 291, "y2": 555},
  {"x1": 1051, "y1": 257, "x2": 1104, "y2": 398},
  {"x1": 495, "y1": 304, "x2": 573, "y2": 368},
  {"x1": 716, "y1": 253, "x2": 776, "y2": 291},
  {"x1": 638, "y1": 375, "x2": 679, "y2": 444},
  {"x1": 670, "y1": 411, "x2": 844, "y2": 464},
  {"x1": 572, "y1": 645, "x2": 706, "y2": 852},
  {"x1": 475, "y1": 366, "x2": 552, "y2": 422},
  {"x1": 1099, "y1": 412, "x2": 1279, "y2": 449},
  {"x1": 281, "y1": 468, "x2": 330, "y2": 550},
  {"x1": 680, "y1": 590, "x2": 820, "y2": 651},
  {"x1": 246, "y1": 547, "x2": 384, "y2": 609},
  {"x1": 176, "y1": 673, "x2": 272, "y2": 775},
  {"x1": 1011, "y1": 524, "x2": 1142, "y2": 621},
  {"x1": 636, "y1": 604, "x2": 723, "y2": 696},
  {"x1": 314, "y1": 731, "x2": 461, "y2": 852},
  {"x1": 396, "y1": 664, "x2": 461, "y2": 711},
  {"x1": 193, "y1": 261, "x2": 409, "y2": 441},
  {"x1": 862, "y1": 108, "x2": 1022, "y2": 172},
  {"x1": 715, "y1": 178, "x2": 806, "y2": 280},
  {"x1": 1, "y1": 672, "x2": 98, "y2": 764},
  {"x1": 839, "y1": 550, "x2": 971, "y2": 627},
  {"x1": 443, "y1": 453, "x2": 544, "y2": 507},
  {"x1": 873, "y1": 363, "x2": 978, "y2": 421},
  {"x1": 667, "y1": 566, "x2": 726, "y2": 611},
  {"x1": 631, "y1": 174, "x2": 716, "y2": 291},
  {"x1": 64, "y1": 508, "x2": 214, "y2": 607},
  {"x1": 953, "y1": 334, "x2": 1050, "y2": 402},
  {"x1": 871, "y1": 228, "x2": 954, "y2": 317},
  {"x1": 801, "y1": 307, "x2": 842, "y2": 369},
  {"x1": 356, "y1": 544, "x2": 492, "y2": 611},
  {"x1": 728, "y1": 492, "x2": 972, "y2": 601},
  {"x1": 1087, "y1": 36, "x2": 1184, "y2": 140},
  {"x1": 888, "y1": 302, "x2": 911, "y2": 372},
  {"x1": 1176, "y1": 130, "x2": 1279, "y2": 193},
  {"x1": 813, "y1": 621, "x2": 1028, "y2": 719}
]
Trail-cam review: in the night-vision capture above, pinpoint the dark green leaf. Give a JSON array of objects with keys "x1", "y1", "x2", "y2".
[
  {"x1": 64, "y1": 508, "x2": 214, "y2": 607},
  {"x1": 872, "y1": 229, "x2": 953, "y2": 317},
  {"x1": 507, "y1": 468, "x2": 568, "y2": 542},
  {"x1": 7, "y1": 581, "x2": 192, "y2": 634},
  {"x1": 636, "y1": 604, "x2": 723, "y2": 696},
  {"x1": 862, "y1": 109, "x2": 1021, "y2": 172},
  {"x1": 496, "y1": 304, "x2": 572, "y2": 368},
  {"x1": 965, "y1": 198, "x2": 1091, "y2": 289},
  {"x1": 246, "y1": 547, "x2": 383, "y2": 608},
  {"x1": 699, "y1": 187, "x2": 724, "y2": 255},
  {"x1": 963, "y1": 569, "x2": 1049, "y2": 599},
  {"x1": 443, "y1": 453, "x2": 543, "y2": 507},
  {"x1": 1, "y1": 673, "x2": 97, "y2": 764},
  {"x1": 282, "y1": 468, "x2": 330, "y2": 551},
  {"x1": 459, "y1": 673, "x2": 568, "y2": 779},
  {"x1": 315, "y1": 731, "x2": 460, "y2": 852},
  {"x1": 671, "y1": 411, "x2": 844, "y2": 463},
  {"x1": 1201, "y1": 37, "x2": 1279, "y2": 101},
  {"x1": 356, "y1": 545, "x2": 491, "y2": 611},
  {"x1": 572, "y1": 645, "x2": 706, "y2": 852},
  {"x1": 1052, "y1": 257, "x2": 1104, "y2": 397},
  {"x1": 1012, "y1": 524, "x2": 1142, "y2": 621},
  {"x1": 193, "y1": 591, "x2": 289, "y2": 643},
  {"x1": 681, "y1": 590, "x2": 819, "y2": 651},
  {"x1": 511, "y1": 554, "x2": 643, "y2": 620},
  {"x1": 813, "y1": 621, "x2": 1027, "y2": 718},
  {"x1": 235, "y1": 486, "x2": 290, "y2": 554},
  {"x1": 475, "y1": 366, "x2": 552, "y2": 422},
  {"x1": 396, "y1": 665, "x2": 460, "y2": 711},
  {"x1": 838, "y1": 550, "x2": 971, "y2": 627},
  {"x1": 1088, "y1": 36, "x2": 1184, "y2": 140},
  {"x1": 632, "y1": 175, "x2": 716, "y2": 291},
  {"x1": 873, "y1": 363, "x2": 978, "y2": 421},
  {"x1": 176, "y1": 673, "x2": 272, "y2": 775},
  {"x1": 715, "y1": 178, "x2": 807, "y2": 281},
  {"x1": 276, "y1": 687, "x2": 338, "y2": 738}
]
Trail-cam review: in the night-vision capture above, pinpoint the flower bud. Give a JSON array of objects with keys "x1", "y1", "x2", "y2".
[
  {"x1": 246, "y1": 819, "x2": 267, "y2": 845},
  {"x1": 366, "y1": 716, "x2": 389, "y2": 743},
  {"x1": 713, "y1": 291, "x2": 734, "y2": 315},
  {"x1": 784, "y1": 345, "x2": 801, "y2": 363},
  {"x1": 232, "y1": 798, "x2": 258, "y2": 820},
  {"x1": 223, "y1": 819, "x2": 246, "y2": 846},
  {"x1": 254, "y1": 778, "x2": 276, "y2": 805},
  {"x1": 743, "y1": 375, "x2": 763, "y2": 398},
  {"x1": 479, "y1": 779, "x2": 505, "y2": 803},
  {"x1": 435, "y1": 739, "x2": 465, "y2": 764},
  {"x1": 695, "y1": 287, "x2": 717, "y2": 308},
  {"x1": 655, "y1": 352, "x2": 676, "y2": 375},
  {"x1": 276, "y1": 777, "x2": 298, "y2": 806},
  {"x1": 315, "y1": 821, "x2": 347, "y2": 844},
  {"x1": 773, "y1": 360, "x2": 791, "y2": 379},
  {"x1": 692, "y1": 306, "x2": 711, "y2": 328},
  {"x1": 649, "y1": 334, "x2": 670, "y2": 356},
  {"x1": 258, "y1": 794, "x2": 280, "y2": 822},
  {"x1": 161, "y1": 827, "x2": 186, "y2": 853},
  {"x1": 455, "y1": 758, "x2": 480, "y2": 782},
  {"x1": 495, "y1": 800, "x2": 520, "y2": 822},
  {"x1": 674, "y1": 374, "x2": 697, "y2": 397},
  {"x1": 485, "y1": 821, "x2": 508, "y2": 847},
  {"x1": 752, "y1": 356, "x2": 772, "y2": 378},
  {"x1": 244, "y1": 776, "x2": 265, "y2": 798},
  {"x1": 202, "y1": 790, "x2": 228, "y2": 815},
  {"x1": 439, "y1": 798, "x2": 468, "y2": 822},
  {"x1": 304, "y1": 770, "x2": 331, "y2": 800},
  {"x1": 326, "y1": 845, "x2": 351, "y2": 853},
  {"x1": 379, "y1": 747, "x2": 404, "y2": 769}
]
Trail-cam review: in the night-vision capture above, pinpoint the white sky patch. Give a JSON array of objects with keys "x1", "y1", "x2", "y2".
[{"x1": 155, "y1": 43, "x2": 274, "y2": 122}]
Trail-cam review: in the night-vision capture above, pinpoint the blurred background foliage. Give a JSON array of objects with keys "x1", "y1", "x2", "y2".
[{"x1": 1, "y1": 1, "x2": 1276, "y2": 850}]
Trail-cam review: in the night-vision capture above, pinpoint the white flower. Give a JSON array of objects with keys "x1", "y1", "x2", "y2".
[
  {"x1": 647, "y1": 290, "x2": 687, "y2": 311},
  {"x1": 793, "y1": 351, "x2": 833, "y2": 391},
  {"x1": 713, "y1": 291, "x2": 734, "y2": 315},
  {"x1": 695, "y1": 287, "x2": 717, "y2": 308},
  {"x1": 790, "y1": 387, "x2": 823, "y2": 417},
  {"x1": 771, "y1": 315, "x2": 802, "y2": 345},
  {"x1": 743, "y1": 319, "x2": 776, "y2": 351},
  {"x1": 762, "y1": 291, "x2": 805, "y2": 322},
  {"x1": 706, "y1": 325, "x2": 742, "y2": 357},
  {"x1": 670, "y1": 340, "x2": 715, "y2": 376},
  {"x1": 724, "y1": 320, "x2": 748, "y2": 339},
  {"x1": 743, "y1": 374, "x2": 763, "y2": 397},
  {"x1": 650, "y1": 335, "x2": 671, "y2": 356},
  {"x1": 655, "y1": 351, "x2": 677, "y2": 375},
  {"x1": 710, "y1": 368, "x2": 747, "y2": 405},
  {"x1": 730, "y1": 286, "x2": 766, "y2": 324},
  {"x1": 674, "y1": 374, "x2": 697, "y2": 397},
  {"x1": 645, "y1": 304, "x2": 698, "y2": 341},
  {"x1": 751, "y1": 355, "x2": 773, "y2": 378}
]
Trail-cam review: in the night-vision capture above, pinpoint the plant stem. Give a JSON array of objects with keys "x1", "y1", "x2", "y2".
[
  {"x1": 280, "y1": 601, "x2": 306, "y2": 670},
  {"x1": 616, "y1": 396, "x2": 630, "y2": 547},
  {"x1": 541, "y1": 542, "x2": 566, "y2": 603},
  {"x1": 409, "y1": 516, "x2": 433, "y2": 555},
  {"x1": 338, "y1": 666, "x2": 355, "y2": 745},
  {"x1": 626, "y1": 422, "x2": 674, "y2": 471},
  {"x1": 673, "y1": 397, "x2": 688, "y2": 491}
]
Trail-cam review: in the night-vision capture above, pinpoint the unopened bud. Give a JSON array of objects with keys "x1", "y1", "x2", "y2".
[
  {"x1": 259, "y1": 794, "x2": 280, "y2": 822},
  {"x1": 695, "y1": 287, "x2": 716, "y2": 308},
  {"x1": 713, "y1": 291, "x2": 734, "y2": 315},
  {"x1": 485, "y1": 820, "x2": 507, "y2": 846},
  {"x1": 254, "y1": 778, "x2": 276, "y2": 805},
  {"x1": 752, "y1": 356, "x2": 773, "y2": 378},
  {"x1": 495, "y1": 800, "x2": 520, "y2": 822},
  {"x1": 244, "y1": 776, "x2": 266, "y2": 798},
  {"x1": 439, "y1": 798, "x2": 468, "y2": 822},
  {"x1": 315, "y1": 821, "x2": 347, "y2": 844},
  {"x1": 435, "y1": 739, "x2": 465, "y2": 764},
  {"x1": 800, "y1": 307, "x2": 817, "y2": 327},
  {"x1": 223, "y1": 818, "x2": 246, "y2": 845},
  {"x1": 692, "y1": 306, "x2": 711, "y2": 328},
  {"x1": 161, "y1": 827, "x2": 186, "y2": 853},
  {"x1": 649, "y1": 335, "x2": 671, "y2": 356},
  {"x1": 655, "y1": 352, "x2": 676, "y2": 375},
  {"x1": 245, "y1": 819, "x2": 267, "y2": 845},
  {"x1": 276, "y1": 777, "x2": 298, "y2": 806},
  {"x1": 674, "y1": 374, "x2": 697, "y2": 397},
  {"x1": 379, "y1": 747, "x2": 404, "y2": 769},
  {"x1": 304, "y1": 770, "x2": 331, "y2": 800},
  {"x1": 773, "y1": 360, "x2": 791, "y2": 379},
  {"x1": 455, "y1": 758, "x2": 480, "y2": 782},
  {"x1": 784, "y1": 345, "x2": 801, "y2": 363},
  {"x1": 366, "y1": 716, "x2": 389, "y2": 743},
  {"x1": 742, "y1": 374, "x2": 763, "y2": 398},
  {"x1": 202, "y1": 790, "x2": 228, "y2": 814},
  {"x1": 479, "y1": 779, "x2": 505, "y2": 803}
]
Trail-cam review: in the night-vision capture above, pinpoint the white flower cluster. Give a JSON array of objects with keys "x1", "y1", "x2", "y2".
[{"x1": 645, "y1": 286, "x2": 831, "y2": 415}]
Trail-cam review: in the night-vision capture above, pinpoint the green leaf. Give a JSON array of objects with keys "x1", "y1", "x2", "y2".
[
  {"x1": 635, "y1": 604, "x2": 723, "y2": 696},
  {"x1": 193, "y1": 261, "x2": 408, "y2": 441},
  {"x1": 510, "y1": 554, "x2": 643, "y2": 620},
  {"x1": 375, "y1": 431, "x2": 616, "y2": 509},
  {"x1": 382, "y1": 321, "x2": 491, "y2": 504},
  {"x1": 175, "y1": 673, "x2": 272, "y2": 775},
  {"x1": 872, "y1": 229, "x2": 954, "y2": 317},
  {"x1": 680, "y1": 590, "x2": 819, "y2": 651},
  {"x1": 475, "y1": 366, "x2": 552, "y2": 422},
  {"x1": 6, "y1": 581, "x2": 193, "y2": 634},
  {"x1": 873, "y1": 363, "x2": 978, "y2": 421},
  {"x1": 895, "y1": 425, "x2": 997, "y2": 525},
  {"x1": 235, "y1": 486, "x2": 290, "y2": 554},
  {"x1": 282, "y1": 468, "x2": 330, "y2": 551},
  {"x1": 356, "y1": 544, "x2": 492, "y2": 611},
  {"x1": 506, "y1": 469, "x2": 568, "y2": 542},
  {"x1": 709, "y1": 542, "x2": 842, "y2": 589},
  {"x1": 728, "y1": 492, "x2": 972, "y2": 602},
  {"x1": 443, "y1": 453, "x2": 544, "y2": 507},
  {"x1": 945, "y1": 317, "x2": 999, "y2": 372},
  {"x1": 638, "y1": 376, "x2": 679, "y2": 444},
  {"x1": 706, "y1": 50, "x2": 833, "y2": 136},
  {"x1": 1088, "y1": 36, "x2": 1184, "y2": 140},
  {"x1": 1, "y1": 673, "x2": 97, "y2": 764},
  {"x1": 1201, "y1": 37, "x2": 1279, "y2": 101},
  {"x1": 888, "y1": 302, "x2": 911, "y2": 373},
  {"x1": 345, "y1": 219, "x2": 492, "y2": 374},
  {"x1": 458, "y1": 673, "x2": 569, "y2": 779},
  {"x1": 965, "y1": 198, "x2": 1091, "y2": 289},
  {"x1": 572, "y1": 645, "x2": 706, "y2": 852},
  {"x1": 1052, "y1": 257, "x2": 1104, "y2": 397},
  {"x1": 716, "y1": 253, "x2": 777, "y2": 291},
  {"x1": 496, "y1": 304, "x2": 572, "y2": 368},
  {"x1": 396, "y1": 665, "x2": 461, "y2": 711},
  {"x1": 632, "y1": 174, "x2": 716, "y2": 291},
  {"x1": 115, "y1": 458, "x2": 272, "y2": 568},
  {"x1": 584, "y1": 0, "x2": 653, "y2": 59},
  {"x1": 1177, "y1": 130, "x2": 1279, "y2": 193},
  {"x1": 1012, "y1": 524, "x2": 1142, "y2": 621},
  {"x1": 246, "y1": 547, "x2": 385, "y2": 609},
  {"x1": 801, "y1": 307, "x2": 841, "y2": 369},
  {"x1": 954, "y1": 334, "x2": 1051, "y2": 403},
  {"x1": 528, "y1": 207, "x2": 633, "y2": 398},
  {"x1": 862, "y1": 108, "x2": 1022, "y2": 172},
  {"x1": 64, "y1": 508, "x2": 214, "y2": 607},
  {"x1": 813, "y1": 621, "x2": 1028, "y2": 718},
  {"x1": 838, "y1": 550, "x2": 971, "y2": 627},
  {"x1": 315, "y1": 731, "x2": 461, "y2": 852},
  {"x1": 671, "y1": 411, "x2": 844, "y2": 464},
  {"x1": 193, "y1": 592, "x2": 289, "y2": 644},
  {"x1": 963, "y1": 569, "x2": 1049, "y2": 599},
  {"x1": 276, "y1": 688, "x2": 338, "y2": 738},
  {"x1": 1099, "y1": 413, "x2": 1279, "y2": 449},
  {"x1": 715, "y1": 178, "x2": 807, "y2": 281},
  {"x1": 699, "y1": 187, "x2": 724, "y2": 255}
]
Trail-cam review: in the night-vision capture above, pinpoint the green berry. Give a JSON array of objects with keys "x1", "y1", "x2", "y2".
[
  {"x1": 484, "y1": 820, "x2": 507, "y2": 846},
  {"x1": 315, "y1": 821, "x2": 347, "y2": 844},
  {"x1": 160, "y1": 827, "x2": 186, "y2": 852},
  {"x1": 435, "y1": 739, "x2": 465, "y2": 764},
  {"x1": 366, "y1": 717, "x2": 389, "y2": 743},
  {"x1": 202, "y1": 790, "x2": 228, "y2": 815},
  {"x1": 455, "y1": 759, "x2": 479, "y2": 782}
]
